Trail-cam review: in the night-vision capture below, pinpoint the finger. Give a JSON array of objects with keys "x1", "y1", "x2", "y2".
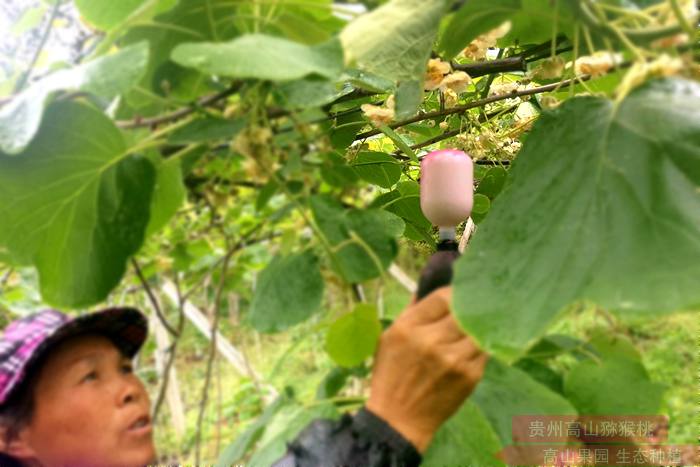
[
  {"x1": 444, "y1": 335, "x2": 483, "y2": 361},
  {"x1": 400, "y1": 286, "x2": 452, "y2": 326},
  {"x1": 452, "y1": 351, "x2": 489, "y2": 380},
  {"x1": 469, "y1": 352, "x2": 489, "y2": 376},
  {"x1": 423, "y1": 313, "x2": 466, "y2": 345}
]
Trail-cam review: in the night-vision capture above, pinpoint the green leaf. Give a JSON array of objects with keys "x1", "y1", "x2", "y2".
[
  {"x1": 378, "y1": 125, "x2": 417, "y2": 162},
  {"x1": 526, "y1": 334, "x2": 592, "y2": 360},
  {"x1": 340, "y1": 0, "x2": 449, "y2": 82},
  {"x1": 351, "y1": 151, "x2": 402, "y2": 188},
  {"x1": 255, "y1": 180, "x2": 279, "y2": 211},
  {"x1": 248, "y1": 402, "x2": 338, "y2": 467},
  {"x1": 372, "y1": 181, "x2": 433, "y2": 244},
  {"x1": 471, "y1": 359, "x2": 577, "y2": 446},
  {"x1": 587, "y1": 330, "x2": 642, "y2": 361},
  {"x1": 216, "y1": 395, "x2": 290, "y2": 467},
  {"x1": 503, "y1": 0, "x2": 575, "y2": 45},
  {"x1": 167, "y1": 117, "x2": 246, "y2": 144},
  {"x1": 75, "y1": 0, "x2": 145, "y2": 30},
  {"x1": 315, "y1": 366, "x2": 367, "y2": 400},
  {"x1": 311, "y1": 195, "x2": 403, "y2": 282},
  {"x1": 329, "y1": 112, "x2": 365, "y2": 151},
  {"x1": 472, "y1": 193, "x2": 491, "y2": 214},
  {"x1": 564, "y1": 357, "x2": 666, "y2": 415},
  {"x1": 146, "y1": 155, "x2": 186, "y2": 235},
  {"x1": 513, "y1": 358, "x2": 564, "y2": 394},
  {"x1": 274, "y1": 78, "x2": 342, "y2": 109},
  {"x1": 423, "y1": 401, "x2": 505, "y2": 467},
  {"x1": 453, "y1": 79, "x2": 700, "y2": 360},
  {"x1": 0, "y1": 42, "x2": 149, "y2": 155},
  {"x1": 171, "y1": 34, "x2": 344, "y2": 81},
  {"x1": 438, "y1": 0, "x2": 519, "y2": 59},
  {"x1": 320, "y1": 152, "x2": 360, "y2": 188},
  {"x1": 325, "y1": 303, "x2": 382, "y2": 367},
  {"x1": 248, "y1": 250, "x2": 325, "y2": 333},
  {"x1": 0, "y1": 101, "x2": 155, "y2": 307},
  {"x1": 476, "y1": 166, "x2": 508, "y2": 199},
  {"x1": 438, "y1": 0, "x2": 575, "y2": 59},
  {"x1": 344, "y1": 69, "x2": 395, "y2": 93},
  {"x1": 395, "y1": 80, "x2": 423, "y2": 119}
]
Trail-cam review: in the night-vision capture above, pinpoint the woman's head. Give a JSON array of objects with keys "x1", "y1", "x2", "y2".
[{"x1": 0, "y1": 309, "x2": 155, "y2": 467}]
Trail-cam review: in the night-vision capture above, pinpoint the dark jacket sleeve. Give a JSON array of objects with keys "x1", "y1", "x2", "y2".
[{"x1": 272, "y1": 407, "x2": 422, "y2": 467}]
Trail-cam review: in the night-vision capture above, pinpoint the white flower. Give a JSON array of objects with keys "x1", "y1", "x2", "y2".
[
  {"x1": 529, "y1": 56, "x2": 565, "y2": 80},
  {"x1": 462, "y1": 21, "x2": 511, "y2": 61},
  {"x1": 539, "y1": 95, "x2": 561, "y2": 110},
  {"x1": 439, "y1": 71, "x2": 472, "y2": 94},
  {"x1": 443, "y1": 88, "x2": 459, "y2": 108},
  {"x1": 572, "y1": 52, "x2": 623, "y2": 77},
  {"x1": 488, "y1": 82, "x2": 519, "y2": 97},
  {"x1": 424, "y1": 58, "x2": 452, "y2": 90},
  {"x1": 361, "y1": 103, "x2": 395, "y2": 127}
]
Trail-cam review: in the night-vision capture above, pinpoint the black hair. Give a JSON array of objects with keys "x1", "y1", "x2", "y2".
[
  {"x1": 0, "y1": 374, "x2": 36, "y2": 467},
  {"x1": 0, "y1": 345, "x2": 52, "y2": 467}
]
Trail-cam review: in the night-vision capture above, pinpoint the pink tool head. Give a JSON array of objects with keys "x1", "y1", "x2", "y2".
[{"x1": 420, "y1": 149, "x2": 474, "y2": 228}]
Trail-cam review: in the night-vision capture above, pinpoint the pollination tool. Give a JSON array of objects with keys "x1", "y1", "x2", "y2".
[{"x1": 416, "y1": 149, "x2": 473, "y2": 299}]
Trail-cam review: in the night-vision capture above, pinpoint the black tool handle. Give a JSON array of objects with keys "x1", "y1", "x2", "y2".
[{"x1": 416, "y1": 240, "x2": 461, "y2": 300}]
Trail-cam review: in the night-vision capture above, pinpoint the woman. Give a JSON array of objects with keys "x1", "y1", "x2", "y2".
[{"x1": 0, "y1": 287, "x2": 487, "y2": 466}]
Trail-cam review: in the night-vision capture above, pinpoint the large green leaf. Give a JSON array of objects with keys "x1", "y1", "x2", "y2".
[
  {"x1": 0, "y1": 42, "x2": 149, "y2": 155},
  {"x1": 248, "y1": 250, "x2": 325, "y2": 333},
  {"x1": 340, "y1": 0, "x2": 448, "y2": 82},
  {"x1": 438, "y1": 0, "x2": 519, "y2": 59},
  {"x1": 471, "y1": 359, "x2": 577, "y2": 446},
  {"x1": 0, "y1": 101, "x2": 155, "y2": 307},
  {"x1": 171, "y1": 34, "x2": 344, "y2": 81},
  {"x1": 351, "y1": 151, "x2": 402, "y2": 188},
  {"x1": 325, "y1": 303, "x2": 382, "y2": 367},
  {"x1": 311, "y1": 195, "x2": 403, "y2": 282},
  {"x1": 422, "y1": 401, "x2": 505, "y2": 467},
  {"x1": 564, "y1": 357, "x2": 666, "y2": 415},
  {"x1": 453, "y1": 79, "x2": 700, "y2": 361}
]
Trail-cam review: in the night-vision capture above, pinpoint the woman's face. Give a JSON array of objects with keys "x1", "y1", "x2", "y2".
[{"x1": 17, "y1": 334, "x2": 156, "y2": 467}]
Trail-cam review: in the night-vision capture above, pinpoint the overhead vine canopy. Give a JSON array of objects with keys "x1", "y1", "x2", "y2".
[{"x1": 0, "y1": 0, "x2": 698, "y2": 464}]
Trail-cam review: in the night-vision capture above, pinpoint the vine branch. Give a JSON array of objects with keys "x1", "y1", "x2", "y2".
[
  {"x1": 116, "y1": 83, "x2": 242, "y2": 129},
  {"x1": 152, "y1": 277, "x2": 186, "y2": 421},
  {"x1": 193, "y1": 237, "x2": 237, "y2": 465},
  {"x1": 355, "y1": 72, "x2": 598, "y2": 142},
  {"x1": 132, "y1": 258, "x2": 178, "y2": 337}
]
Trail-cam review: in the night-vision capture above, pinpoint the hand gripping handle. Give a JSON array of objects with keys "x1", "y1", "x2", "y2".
[{"x1": 416, "y1": 240, "x2": 460, "y2": 300}]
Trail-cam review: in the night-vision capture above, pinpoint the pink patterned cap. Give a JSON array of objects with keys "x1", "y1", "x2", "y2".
[{"x1": 0, "y1": 308, "x2": 147, "y2": 405}]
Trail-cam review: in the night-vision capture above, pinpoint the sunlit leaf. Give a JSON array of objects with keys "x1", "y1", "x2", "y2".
[
  {"x1": 172, "y1": 34, "x2": 344, "y2": 81},
  {"x1": 249, "y1": 250, "x2": 325, "y2": 333},
  {"x1": 325, "y1": 303, "x2": 381, "y2": 367},
  {"x1": 0, "y1": 42, "x2": 149, "y2": 154},
  {"x1": 0, "y1": 101, "x2": 155, "y2": 307}
]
